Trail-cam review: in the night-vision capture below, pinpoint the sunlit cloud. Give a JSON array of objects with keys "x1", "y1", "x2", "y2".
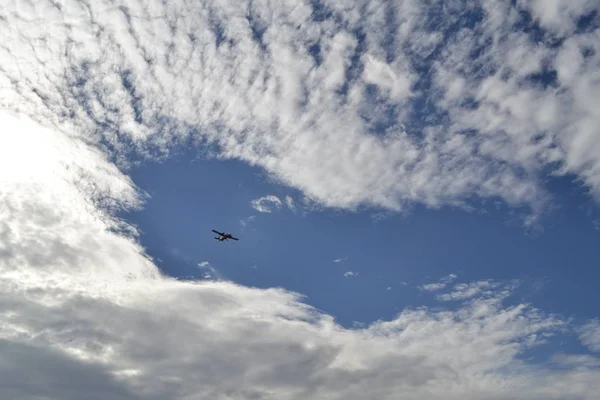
[
  {"x1": 1, "y1": 0, "x2": 599, "y2": 221},
  {"x1": 0, "y1": 111, "x2": 598, "y2": 399},
  {"x1": 2, "y1": 0, "x2": 600, "y2": 398}
]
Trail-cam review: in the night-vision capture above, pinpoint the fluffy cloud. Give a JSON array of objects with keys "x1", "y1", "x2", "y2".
[
  {"x1": 1, "y1": 0, "x2": 599, "y2": 220},
  {"x1": 1, "y1": 112, "x2": 600, "y2": 399},
  {"x1": 251, "y1": 195, "x2": 283, "y2": 213},
  {"x1": 2, "y1": 0, "x2": 600, "y2": 395}
]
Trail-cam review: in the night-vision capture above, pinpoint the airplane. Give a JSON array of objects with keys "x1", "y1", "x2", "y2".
[{"x1": 212, "y1": 229, "x2": 239, "y2": 242}]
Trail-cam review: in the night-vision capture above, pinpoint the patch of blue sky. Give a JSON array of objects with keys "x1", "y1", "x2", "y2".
[{"x1": 122, "y1": 149, "x2": 600, "y2": 329}]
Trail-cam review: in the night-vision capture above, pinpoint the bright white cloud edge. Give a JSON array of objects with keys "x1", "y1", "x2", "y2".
[{"x1": 1, "y1": 112, "x2": 599, "y2": 399}]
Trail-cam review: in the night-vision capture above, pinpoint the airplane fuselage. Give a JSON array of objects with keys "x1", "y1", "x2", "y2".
[{"x1": 212, "y1": 229, "x2": 239, "y2": 242}]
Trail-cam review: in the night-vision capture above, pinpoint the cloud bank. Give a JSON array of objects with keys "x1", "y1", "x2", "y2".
[
  {"x1": 1, "y1": 0, "x2": 599, "y2": 218},
  {"x1": 1, "y1": 111, "x2": 600, "y2": 399}
]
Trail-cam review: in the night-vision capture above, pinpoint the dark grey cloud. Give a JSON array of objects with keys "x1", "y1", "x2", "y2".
[{"x1": 0, "y1": 340, "x2": 139, "y2": 400}]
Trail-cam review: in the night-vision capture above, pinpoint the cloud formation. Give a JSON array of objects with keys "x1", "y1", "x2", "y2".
[
  {"x1": 251, "y1": 195, "x2": 283, "y2": 213},
  {"x1": 1, "y1": 0, "x2": 599, "y2": 219},
  {"x1": 580, "y1": 319, "x2": 600, "y2": 353},
  {"x1": 197, "y1": 260, "x2": 221, "y2": 280},
  {"x1": 420, "y1": 282, "x2": 446, "y2": 292},
  {"x1": 1, "y1": 111, "x2": 600, "y2": 399},
  {"x1": 285, "y1": 195, "x2": 296, "y2": 211},
  {"x1": 419, "y1": 274, "x2": 458, "y2": 291},
  {"x1": 437, "y1": 280, "x2": 512, "y2": 302}
]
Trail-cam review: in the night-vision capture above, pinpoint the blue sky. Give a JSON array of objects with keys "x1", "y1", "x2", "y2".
[
  {"x1": 124, "y1": 151, "x2": 600, "y2": 330},
  {"x1": 2, "y1": 0, "x2": 600, "y2": 399}
]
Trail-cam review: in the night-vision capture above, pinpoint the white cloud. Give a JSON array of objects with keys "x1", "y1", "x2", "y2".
[
  {"x1": 440, "y1": 274, "x2": 458, "y2": 284},
  {"x1": 285, "y1": 195, "x2": 296, "y2": 211},
  {"x1": 197, "y1": 261, "x2": 220, "y2": 280},
  {"x1": 198, "y1": 261, "x2": 210, "y2": 268},
  {"x1": 251, "y1": 195, "x2": 283, "y2": 213},
  {"x1": 0, "y1": 112, "x2": 599, "y2": 398},
  {"x1": 1, "y1": 0, "x2": 599, "y2": 221},
  {"x1": 240, "y1": 215, "x2": 256, "y2": 229},
  {"x1": 579, "y1": 319, "x2": 600, "y2": 353},
  {"x1": 551, "y1": 353, "x2": 600, "y2": 369},
  {"x1": 517, "y1": 0, "x2": 598, "y2": 36},
  {"x1": 418, "y1": 277, "x2": 518, "y2": 303},
  {"x1": 362, "y1": 54, "x2": 415, "y2": 102},
  {"x1": 344, "y1": 271, "x2": 358, "y2": 277},
  {"x1": 437, "y1": 280, "x2": 517, "y2": 302},
  {"x1": 420, "y1": 282, "x2": 446, "y2": 292},
  {"x1": 419, "y1": 274, "x2": 458, "y2": 291}
]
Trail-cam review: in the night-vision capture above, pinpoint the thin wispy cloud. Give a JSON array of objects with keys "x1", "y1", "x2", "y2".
[
  {"x1": 251, "y1": 195, "x2": 283, "y2": 213},
  {"x1": 579, "y1": 319, "x2": 600, "y2": 353},
  {"x1": 344, "y1": 271, "x2": 358, "y2": 278},
  {"x1": 419, "y1": 273, "x2": 458, "y2": 291},
  {"x1": 197, "y1": 261, "x2": 221, "y2": 280},
  {"x1": 420, "y1": 282, "x2": 446, "y2": 292},
  {"x1": 285, "y1": 195, "x2": 296, "y2": 212},
  {"x1": 240, "y1": 215, "x2": 256, "y2": 229},
  {"x1": 437, "y1": 280, "x2": 506, "y2": 302},
  {"x1": 440, "y1": 274, "x2": 458, "y2": 284}
]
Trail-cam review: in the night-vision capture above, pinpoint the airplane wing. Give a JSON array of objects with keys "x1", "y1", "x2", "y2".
[
  {"x1": 230, "y1": 236, "x2": 239, "y2": 241},
  {"x1": 212, "y1": 229, "x2": 224, "y2": 235}
]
